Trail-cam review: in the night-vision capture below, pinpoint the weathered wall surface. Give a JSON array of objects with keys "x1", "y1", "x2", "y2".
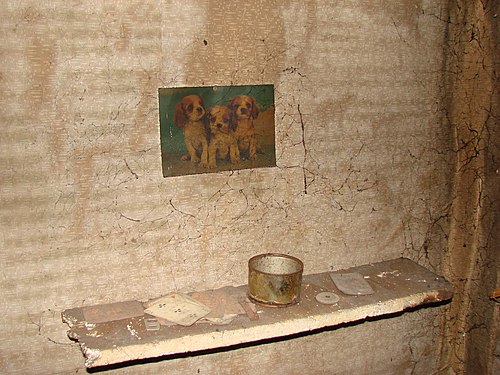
[
  {"x1": 0, "y1": 1, "x2": 453, "y2": 374},
  {"x1": 437, "y1": 1, "x2": 499, "y2": 374}
]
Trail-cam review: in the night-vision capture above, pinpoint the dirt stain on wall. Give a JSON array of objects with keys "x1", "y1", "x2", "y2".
[{"x1": 26, "y1": 34, "x2": 56, "y2": 109}]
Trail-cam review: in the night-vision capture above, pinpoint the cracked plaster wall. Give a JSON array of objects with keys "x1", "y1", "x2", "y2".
[
  {"x1": 437, "y1": 1, "x2": 499, "y2": 374},
  {"x1": 1, "y1": 0, "x2": 494, "y2": 374}
]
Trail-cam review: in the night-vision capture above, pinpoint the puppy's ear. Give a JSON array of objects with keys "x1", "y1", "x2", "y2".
[
  {"x1": 204, "y1": 118, "x2": 211, "y2": 140},
  {"x1": 250, "y1": 96, "x2": 260, "y2": 119},
  {"x1": 198, "y1": 96, "x2": 206, "y2": 110},
  {"x1": 203, "y1": 108, "x2": 212, "y2": 128},
  {"x1": 229, "y1": 107, "x2": 238, "y2": 131},
  {"x1": 174, "y1": 100, "x2": 187, "y2": 128},
  {"x1": 197, "y1": 96, "x2": 207, "y2": 122},
  {"x1": 227, "y1": 98, "x2": 237, "y2": 130}
]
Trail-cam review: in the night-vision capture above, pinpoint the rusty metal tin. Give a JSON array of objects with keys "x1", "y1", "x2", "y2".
[{"x1": 248, "y1": 253, "x2": 304, "y2": 307}]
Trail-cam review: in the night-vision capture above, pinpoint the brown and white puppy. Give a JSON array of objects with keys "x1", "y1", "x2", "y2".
[
  {"x1": 206, "y1": 105, "x2": 240, "y2": 169},
  {"x1": 174, "y1": 94, "x2": 208, "y2": 167},
  {"x1": 229, "y1": 95, "x2": 259, "y2": 160}
]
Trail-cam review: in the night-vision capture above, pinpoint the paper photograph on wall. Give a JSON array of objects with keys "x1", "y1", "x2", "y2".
[{"x1": 159, "y1": 84, "x2": 276, "y2": 177}]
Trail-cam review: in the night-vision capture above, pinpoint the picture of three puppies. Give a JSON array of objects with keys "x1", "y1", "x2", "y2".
[{"x1": 159, "y1": 85, "x2": 276, "y2": 177}]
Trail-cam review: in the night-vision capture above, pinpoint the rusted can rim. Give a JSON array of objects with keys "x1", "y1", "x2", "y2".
[
  {"x1": 248, "y1": 253, "x2": 304, "y2": 276},
  {"x1": 247, "y1": 293, "x2": 301, "y2": 308}
]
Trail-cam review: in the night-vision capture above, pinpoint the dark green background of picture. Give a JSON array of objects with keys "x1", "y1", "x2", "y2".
[{"x1": 159, "y1": 84, "x2": 274, "y2": 154}]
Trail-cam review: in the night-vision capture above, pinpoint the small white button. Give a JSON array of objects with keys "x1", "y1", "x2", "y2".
[{"x1": 315, "y1": 292, "x2": 340, "y2": 305}]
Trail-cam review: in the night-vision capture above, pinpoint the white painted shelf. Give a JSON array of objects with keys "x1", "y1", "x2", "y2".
[{"x1": 62, "y1": 258, "x2": 453, "y2": 368}]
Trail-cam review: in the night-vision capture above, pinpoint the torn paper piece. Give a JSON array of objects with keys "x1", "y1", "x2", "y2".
[
  {"x1": 330, "y1": 272, "x2": 374, "y2": 295},
  {"x1": 82, "y1": 301, "x2": 144, "y2": 324},
  {"x1": 144, "y1": 293, "x2": 211, "y2": 326},
  {"x1": 202, "y1": 314, "x2": 240, "y2": 325},
  {"x1": 190, "y1": 287, "x2": 246, "y2": 320}
]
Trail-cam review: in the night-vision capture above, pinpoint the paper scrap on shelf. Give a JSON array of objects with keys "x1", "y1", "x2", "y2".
[
  {"x1": 202, "y1": 314, "x2": 240, "y2": 325},
  {"x1": 330, "y1": 272, "x2": 375, "y2": 295},
  {"x1": 191, "y1": 287, "x2": 246, "y2": 319},
  {"x1": 144, "y1": 293, "x2": 211, "y2": 326},
  {"x1": 82, "y1": 300, "x2": 144, "y2": 324},
  {"x1": 238, "y1": 296, "x2": 259, "y2": 321}
]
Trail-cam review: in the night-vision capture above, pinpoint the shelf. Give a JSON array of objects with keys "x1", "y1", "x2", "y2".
[{"x1": 62, "y1": 258, "x2": 453, "y2": 368}]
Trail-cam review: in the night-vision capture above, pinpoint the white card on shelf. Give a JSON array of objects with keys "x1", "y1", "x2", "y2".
[{"x1": 144, "y1": 293, "x2": 211, "y2": 326}]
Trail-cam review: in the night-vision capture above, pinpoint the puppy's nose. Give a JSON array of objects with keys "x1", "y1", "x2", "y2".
[
  {"x1": 217, "y1": 123, "x2": 223, "y2": 129},
  {"x1": 240, "y1": 108, "x2": 247, "y2": 114}
]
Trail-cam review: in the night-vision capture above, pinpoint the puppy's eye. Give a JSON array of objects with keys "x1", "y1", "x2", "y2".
[
  {"x1": 223, "y1": 118, "x2": 229, "y2": 123},
  {"x1": 245, "y1": 102, "x2": 251, "y2": 108},
  {"x1": 186, "y1": 104, "x2": 193, "y2": 112},
  {"x1": 210, "y1": 117, "x2": 216, "y2": 123}
]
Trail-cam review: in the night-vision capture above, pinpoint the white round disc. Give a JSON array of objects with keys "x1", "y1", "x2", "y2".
[{"x1": 315, "y1": 292, "x2": 340, "y2": 305}]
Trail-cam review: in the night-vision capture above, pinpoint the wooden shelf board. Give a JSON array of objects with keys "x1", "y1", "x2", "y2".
[{"x1": 62, "y1": 258, "x2": 453, "y2": 368}]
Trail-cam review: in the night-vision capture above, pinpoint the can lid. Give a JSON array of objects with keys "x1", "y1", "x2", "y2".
[{"x1": 315, "y1": 292, "x2": 340, "y2": 305}]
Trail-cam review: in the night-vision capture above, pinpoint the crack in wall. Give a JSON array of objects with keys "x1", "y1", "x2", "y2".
[
  {"x1": 297, "y1": 104, "x2": 308, "y2": 195},
  {"x1": 437, "y1": 0, "x2": 499, "y2": 373}
]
